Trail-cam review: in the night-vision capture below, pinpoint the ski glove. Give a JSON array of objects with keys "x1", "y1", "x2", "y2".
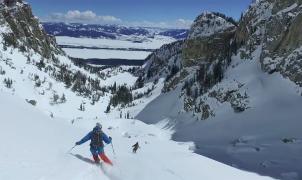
[
  {"x1": 109, "y1": 136, "x2": 112, "y2": 141},
  {"x1": 75, "y1": 142, "x2": 81, "y2": 146}
]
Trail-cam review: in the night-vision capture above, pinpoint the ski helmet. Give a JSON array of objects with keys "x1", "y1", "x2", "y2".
[{"x1": 96, "y1": 122, "x2": 102, "y2": 129}]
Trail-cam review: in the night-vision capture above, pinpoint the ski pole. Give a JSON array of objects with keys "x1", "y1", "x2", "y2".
[
  {"x1": 68, "y1": 145, "x2": 76, "y2": 154},
  {"x1": 111, "y1": 142, "x2": 116, "y2": 156}
]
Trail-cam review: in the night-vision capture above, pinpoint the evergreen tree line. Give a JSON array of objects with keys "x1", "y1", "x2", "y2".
[
  {"x1": 105, "y1": 84, "x2": 134, "y2": 113},
  {"x1": 183, "y1": 62, "x2": 224, "y2": 99},
  {"x1": 212, "y1": 12, "x2": 238, "y2": 26},
  {"x1": 27, "y1": 57, "x2": 111, "y2": 104},
  {"x1": 110, "y1": 84, "x2": 133, "y2": 107},
  {"x1": 50, "y1": 92, "x2": 66, "y2": 105}
]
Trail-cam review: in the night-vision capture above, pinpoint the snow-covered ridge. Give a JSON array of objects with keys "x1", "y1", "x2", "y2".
[{"x1": 43, "y1": 22, "x2": 189, "y2": 40}]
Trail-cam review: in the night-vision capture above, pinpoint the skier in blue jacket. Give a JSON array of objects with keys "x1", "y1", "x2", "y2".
[{"x1": 75, "y1": 123, "x2": 113, "y2": 165}]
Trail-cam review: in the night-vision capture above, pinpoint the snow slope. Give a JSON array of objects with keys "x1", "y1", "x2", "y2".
[
  {"x1": 0, "y1": 92, "x2": 274, "y2": 180},
  {"x1": 136, "y1": 47, "x2": 302, "y2": 179}
]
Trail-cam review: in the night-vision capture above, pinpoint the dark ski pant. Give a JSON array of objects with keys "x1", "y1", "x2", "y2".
[{"x1": 90, "y1": 146, "x2": 113, "y2": 165}]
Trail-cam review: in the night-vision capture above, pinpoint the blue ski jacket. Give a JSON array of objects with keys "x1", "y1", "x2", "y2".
[{"x1": 77, "y1": 131, "x2": 111, "y2": 147}]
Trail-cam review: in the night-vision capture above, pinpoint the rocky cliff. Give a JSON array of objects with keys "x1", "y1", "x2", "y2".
[
  {"x1": 236, "y1": 0, "x2": 302, "y2": 85},
  {"x1": 138, "y1": 12, "x2": 238, "y2": 103},
  {"x1": 0, "y1": 0, "x2": 63, "y2": 60}
]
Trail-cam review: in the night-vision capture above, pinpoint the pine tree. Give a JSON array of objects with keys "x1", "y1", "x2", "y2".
[
  {"x1": 0, "y1": 67, "x2": 5, "y2": 75},
  {"x1": 112, "y1": 82, "x2": 117, "y2": 93},
  {"x1": 213, "y1": 62, "x2": 223, "y2": 82},
  {"x1": 186, "y1": 85, "x2": 191, "y2": 97},
  {"x1": 60, "y1": 94, "x2": 66, "y2": 103},
  {"x1": 136, "y1": 76, "x2": 144, "y2": 88},
  {"x1": 53, "y1": 93, "x2": 59, "y2": 103},
  {"x1": 105, "y1": 104, "x2": 111, "y2": 113},
  {"x1": 127, "y1": 111, "x2": 130, "y2": 119},
  {"x1": 79, "y1": 103, "x2": 85, "y2": 111}
]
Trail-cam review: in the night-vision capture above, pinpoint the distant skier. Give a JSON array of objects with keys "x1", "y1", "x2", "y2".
[
  {"x1": 132, "y1": 142, "x2": 140, "y2": 153},
  {"x1": 75, "y1": 123, "x2": 113, "y2": 165}
]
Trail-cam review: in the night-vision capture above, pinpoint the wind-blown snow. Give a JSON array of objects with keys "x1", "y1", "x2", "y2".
[{"x1": 0, "y1": 92, "x2": 274, "y2": 180}]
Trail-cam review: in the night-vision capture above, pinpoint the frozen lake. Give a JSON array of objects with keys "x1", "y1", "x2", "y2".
[{"x1": 56, "y1": 36, "x2": 175, "y2": 61}]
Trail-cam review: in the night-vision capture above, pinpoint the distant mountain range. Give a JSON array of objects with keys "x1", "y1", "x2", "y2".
[{"x1": 42, "y1": 22, "x2": 189, "y2": 40}]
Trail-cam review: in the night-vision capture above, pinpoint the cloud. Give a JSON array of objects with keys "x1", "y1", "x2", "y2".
[
  {"x1": 49, "y1": 10, "x2": 121, "y2": 24},
  {"x1": 175, "y1": 19, "x2": 193, "y2": 29},
  {"x1": 125, "y1": 19, "x2": 193, "y2": 29},
  {"x1": 47, "y1": 10, "x2": 192, "y2": 29}
]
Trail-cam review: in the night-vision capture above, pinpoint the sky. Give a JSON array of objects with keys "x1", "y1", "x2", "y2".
[{"x1": 26, "y1": 0, "x2": 253, "y2": 29}]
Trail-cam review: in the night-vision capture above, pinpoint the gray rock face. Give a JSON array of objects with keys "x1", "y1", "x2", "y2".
[
  {"x1": 137, "y1": 12, "x2": 240, "y2": 120},
  {"x1": 183, "y1": 29, "x2": 235, "y2": 67},
  {"x1": 236, "y1": 0, "x2": 302, "y2": 86},
  {"x1": 141, "y1": 12, "x2": 237, "y2": 92},
  {"x1": 141, "y1": 40, "x2": 184, "y2": 82}
]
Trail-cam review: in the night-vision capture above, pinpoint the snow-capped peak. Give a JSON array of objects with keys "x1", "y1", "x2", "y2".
[{"x1": 188, "y1": 11, "x2": 236, "y2": 39}]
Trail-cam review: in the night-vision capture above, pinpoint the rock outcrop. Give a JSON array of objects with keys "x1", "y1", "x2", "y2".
[
  {"x1": 188, "y1": 12, "x2": 236, "y2": 39},
  {"x1": 142, "y1": 40, "x2": 184, "y2": 81},
  {"x1": 0, "y1": 1, "x2": 63, "y2": 60},
  {"x1": 235, "y1": 0, "x2": 302, "y2": 85}
]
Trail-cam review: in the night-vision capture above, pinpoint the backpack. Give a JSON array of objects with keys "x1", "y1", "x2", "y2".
[{"x1": 90, "y1": 128, "x2": 104, "y2": 148}]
